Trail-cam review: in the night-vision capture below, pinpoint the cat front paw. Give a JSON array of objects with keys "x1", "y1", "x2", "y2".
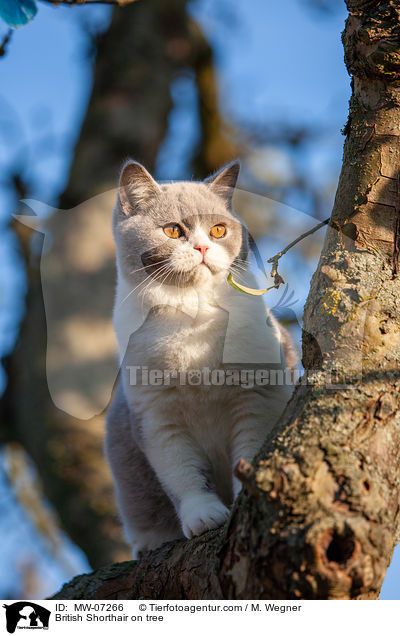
[{"x1": 179, "y1": 493, "x2": 230, "y2": 539}]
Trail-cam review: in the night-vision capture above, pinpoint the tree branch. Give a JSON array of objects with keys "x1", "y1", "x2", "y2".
[
  {"x1": 267, "y1": 218, "x2": 329, "y2": 286},
  {"x1": 0, "y1": 30, "x2": 12, "y2": 57}
]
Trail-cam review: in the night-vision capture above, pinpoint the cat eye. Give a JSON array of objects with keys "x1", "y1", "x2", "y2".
[
  {"x1": 163, "y1": 224, "x2": 182, "y2": 239},
  {"x1": 210, "y1": 224, "x2": 226, "y2": 239}
]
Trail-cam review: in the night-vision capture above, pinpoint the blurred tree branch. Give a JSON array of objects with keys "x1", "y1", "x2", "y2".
[
  {"x1": 0, "y1": 30, "x2": 12, "y2": 57},
  {"x1": 54, "y1": 0, "x2": 400, "y2": 599},
  {"x1": 0, "y1": 0, "x2": 240, "y2": 571}
]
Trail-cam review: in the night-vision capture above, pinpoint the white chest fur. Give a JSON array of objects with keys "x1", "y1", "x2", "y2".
[{"x1": 113, "y1": 270, "x2": 282, "y2": 372}]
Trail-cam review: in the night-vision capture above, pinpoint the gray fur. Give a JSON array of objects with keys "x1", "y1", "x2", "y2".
[
  {"x1": 105, "y1": 383, "x2": 183, "y2": 552},
  {"x1": 105, "y1": 160, "x2": 295, "y2": 557}
]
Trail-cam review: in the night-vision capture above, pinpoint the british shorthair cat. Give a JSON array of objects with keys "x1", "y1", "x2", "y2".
[{"x1": 105, "y1": 160, "x2": 295, "y2": 557}]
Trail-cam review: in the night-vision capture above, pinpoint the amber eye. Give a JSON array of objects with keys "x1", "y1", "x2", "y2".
[
  {"x1": 210, "y1": 224, "x2": 226, "y2": 239},
  {"x1": 163, "y1": 224, "x2": 182, "y2": 239}
]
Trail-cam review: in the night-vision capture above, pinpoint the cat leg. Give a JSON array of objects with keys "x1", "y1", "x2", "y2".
[
  {"x1": 230, "y1": 389, "x2": 287, "y2": 500},
  {"x1": 105, "y1": 387, "x2": 183, "y2": 556},
  {"x1": 111, "y1": 447, "x2": 184, "y2": 558},
  {"x1": 230, "y1": 413, "x2": 265, "y2": 499},
  {"x1": 141, "y1": 408, "x2": 230, "y2": 539},
  {"x1": 231, "y1": 420, "x2": 266, "y2": 501}
]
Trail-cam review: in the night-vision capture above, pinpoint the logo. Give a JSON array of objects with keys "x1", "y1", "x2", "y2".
[
  {"x1": 13, "y1": 189, "x2": 308, "y2": 419},
  {"x1": 3, "y1": 603, "x2": 50, "y2": 634}
]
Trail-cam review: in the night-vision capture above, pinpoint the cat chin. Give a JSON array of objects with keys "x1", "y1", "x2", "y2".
[
  {"x1": 188, "y1": 266, "x2": 229, "y2": 289},
  {"x1": 191, "y1": 263, "x2": 214, "y2": 282},
  {"x1": 161, "y1": 263, "x2": 226, "y2": 288}
]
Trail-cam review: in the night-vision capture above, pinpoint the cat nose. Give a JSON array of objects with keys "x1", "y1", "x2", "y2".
[{"x1": 194, "y1": 245, "x2": 209, "y2": 259}]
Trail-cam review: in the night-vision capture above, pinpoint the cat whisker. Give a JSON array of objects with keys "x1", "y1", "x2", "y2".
[
  {"x1": 129, "y1": 258, "x2": 171, "y2": 276},
  {"x1": 232, "y1": 258, "x2": 250, "y2": 267},
  {"x1": 120, "y1": 263, "x2": 171, "y2": 305},
  {"x1": 230, "y1": 258, "x2": 249, "y2": 269},
  {"x1": 159, "y1": 267, "x2": 176, "y2": 289},
  {"x1": 229, "y1": 262, "x2": 246, "y2": 273},
  {"x1": 138, "y1": 270, "x2": 173, "y2": 305},
  {"x1": 138, "y1": 272, "x2": 170, "y2": 307},
  {"x1": 229, "y1": 265, "x2": 249, "y2": 282},
  {"x1": 138, "y1": 264, "x2": 174, "y2": 299},
  {"x1": 230, "y1": 263, "x2": 248, "y2": 273}
]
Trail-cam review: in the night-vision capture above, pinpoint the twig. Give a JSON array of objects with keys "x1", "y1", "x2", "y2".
[
  {"x1": 234, "y1": 459, "x2": 255, "y2": 483},
  {"x1": 234, "y1": 459, "x2": 259, "y2": 498},
  {"x1": 40, "y1": 0, "x2": 137, "y2": 5},
  {"x1": 0, "y1": 30, "x2": 12, "y2": 57},
  {"x1": 267, "y1": 217, "x2": 330, "y2": 286},
  {"x1": 228, "y1": 216, "x2": 331, "y2": 296}
]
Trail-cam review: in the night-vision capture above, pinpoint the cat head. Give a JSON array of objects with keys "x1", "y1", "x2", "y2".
[{"x1": 113, "y1": 160, "x2": 248, "y2": 289}]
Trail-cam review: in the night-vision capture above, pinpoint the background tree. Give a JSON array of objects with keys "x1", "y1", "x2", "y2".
[
  {"x1": 52, "y1": 0, "x2": 400, "y2": 600},
  {"x1": 0, "y1": 0, "x2": 239, "y2": 571}
]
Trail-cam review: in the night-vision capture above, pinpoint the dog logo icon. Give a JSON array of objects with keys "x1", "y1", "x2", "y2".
[{"x1": 3, "y1": 602, "x2": 50, "y2": 633}]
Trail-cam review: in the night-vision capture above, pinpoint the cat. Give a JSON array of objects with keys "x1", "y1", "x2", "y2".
[{"x1": 105, "y1": 160, "x2": 296, "y2": 558}]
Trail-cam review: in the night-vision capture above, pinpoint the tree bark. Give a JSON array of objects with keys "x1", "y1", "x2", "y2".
[{"x1": 53, "y1": 0, "x2": 400, "y2": 599}]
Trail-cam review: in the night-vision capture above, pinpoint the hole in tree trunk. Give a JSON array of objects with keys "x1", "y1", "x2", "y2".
[{"x1": 326, "y1": 532, "x2": 355, "y2": 565}]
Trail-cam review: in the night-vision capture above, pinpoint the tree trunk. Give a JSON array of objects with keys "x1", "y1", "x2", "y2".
[
  {"x1": 1, "y1": 0, "x2": 237, "y2": 570},
  {"x1": 52, "y1": 0, "x2": 400, "y2": 599}
]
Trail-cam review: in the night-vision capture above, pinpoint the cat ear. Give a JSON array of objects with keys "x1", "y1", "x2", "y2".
[
  {"x1": 118, "y1": 160, "x2": 161, "y2": 215},
  {"x1": 205, "y1": 161, "x2": 240, "y2": 206}
]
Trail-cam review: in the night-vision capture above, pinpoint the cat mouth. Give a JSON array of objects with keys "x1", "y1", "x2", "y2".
[
  {"x1": 139, "y1": 257, "x2": 220, "y2": 287},
  {"x1": 159, "y1": 262, "x2": 217, "y2": 286},
  {"x1": 197, "y1": 260, "x2": 217, "y2": 274}
]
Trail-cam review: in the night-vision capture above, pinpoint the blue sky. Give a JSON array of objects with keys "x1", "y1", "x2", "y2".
[{"x1": 0, "y1": 0, "x2": 398, "y2": 599}]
